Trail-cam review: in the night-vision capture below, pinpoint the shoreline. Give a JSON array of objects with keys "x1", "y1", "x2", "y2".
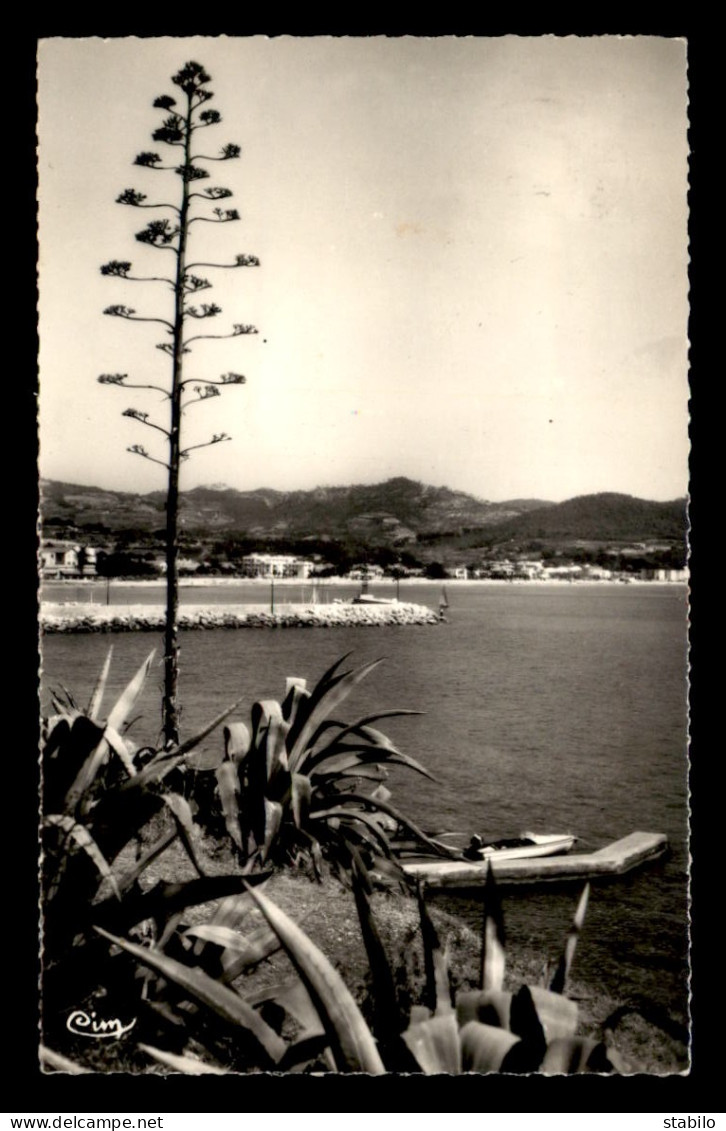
[{"x1": 43, "y1": 575, "x2": 685, "y2": 588}]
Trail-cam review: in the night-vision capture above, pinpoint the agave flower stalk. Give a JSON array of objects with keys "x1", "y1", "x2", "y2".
[{"x1": 99, "y1": 62, "x2": 260, "y2": 745}]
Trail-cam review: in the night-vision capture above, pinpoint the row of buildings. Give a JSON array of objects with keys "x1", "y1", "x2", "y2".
[
  {"x1": 41, "y1": 539, "x2": 688, "y2": 584},
  {"x1": 40, "y1": 541, "x2": 315, "y2": 580}
]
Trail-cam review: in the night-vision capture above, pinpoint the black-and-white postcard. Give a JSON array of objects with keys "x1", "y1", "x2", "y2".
[{"x1": 36, "y1": 35, "x2": 691, "y2": 1086}]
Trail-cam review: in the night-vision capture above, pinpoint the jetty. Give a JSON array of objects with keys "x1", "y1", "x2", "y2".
[
  {"x1": 401, "y1": 831, "x2": 669, "y2": 889},
  {"x1": 40, "y1": 600, "x2": 440, "y2": 633}
]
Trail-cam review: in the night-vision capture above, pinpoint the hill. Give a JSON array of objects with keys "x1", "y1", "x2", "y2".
[
  {"x1": 40, "y1": 477, "x2": 551, "y2": 544},
  {"x1": 40, "y1": 478, "x2": 687, "y2": 560},
  {"x1": 459, "y1": 492, "x2": 688, "y2": 544}
]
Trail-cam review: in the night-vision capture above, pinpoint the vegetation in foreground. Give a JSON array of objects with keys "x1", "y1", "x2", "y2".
[{"x1": 40, "y1": 650, "x2": 687, "y2": 1075}]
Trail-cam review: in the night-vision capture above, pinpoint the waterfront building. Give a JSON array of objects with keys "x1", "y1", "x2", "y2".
[
  {"x1": 241, "y1": 553, "x2": 313, "y2": 578},
  {"x1": 40, "y1": 540, "x2": 97, "y2": 578}
]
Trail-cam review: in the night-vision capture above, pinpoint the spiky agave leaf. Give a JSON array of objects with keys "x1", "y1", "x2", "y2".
[
  {"x1": 263, "y1": 715, "x2": 291, "y2": 786},
  {"x1": 540, "y1": 1035, "x2": 621, "y2": 1075},
  {"x1": 550, "y1": 882, "x2": 590, "y2": 995},
  {"x1": 43, "y1": 715, "x2": 104, "y2": 815},
  {"x1": 281, "y1": 678, "x2": 311, "y2": 725},
  {"x1": 201, "y1": 889, "x2": 252, "y2": 930},
  {"x1": 244, "y1": 882, "x2": 386, "y2": 1074},
  {"x1": 137, "y1": 1044, "x2": 226, "y2": 1074},
  {"x1": 282, "y1": 654, "x2": 353, "y2": 753},
  {"x1": 260, "y1": 799, "x2": 283, "y2": 863},
  {"x1": 287, "y1": 658, "x2": 385, "y2": 775},
  {"x1": 161, "y1": 793, "x2": 207, "y2": 876},
  {"x1": 500, "y1": 984, "x2": 548, "y2": 1072},
  {"x1": 348, "y1": 851, "x2": 417, "y2": 1070},
  {"x1": 103, "y1": 725, "x2": 137, "y2": 778},
  {"x1": 480, "y1": 863, "x2": 506, "y2": 992},
  {"x1": 194, "y1": 891, "x2": 252, "y2": 940},
  {"x1": 219, "y1": 922, "x2": 284, "y2": 984},
  {"x1": 309, "y1": 806, "x2": 397, "y2": 859},
  {"x1": 349, "y1": 853, "x2": 399, "y2": 1027},
  {"x1": 64, "y1": 651, "x2": 156, "y2": 811},
  {"x1": 107, "y1": 650, "x2": 156, "y2": 734},
  {"x1": 325, "y1": 792, "x2": 459, "y2": 859},
  {"x1": 308, "y1": 740, "x2": 437, "y2": 784},
  {"x1": 94, "y1": 927, "x2": 286, "y2": 1067},
  {"x1": 456, "y1": 988, "x2": 512, "y2": 1031},
  {"x1": 223, "y1": 721, "x2": 251, "y2": 763},
  {"x1": 92, "y1": 873, "x2": 272, "y2": 937},
  {"x1": 185, "y1": 902, "x2": 285, "y2": 984},
  {"x1": 43, "y1": 815, "x2": 120, "y2": 902},
  {"x1": 250, "y1": 699, "x2": 284, "y2": 749},
  {"x1": 244, "y1": 977, "x2": 324, "y2": 1038},
  {"x1": 306, "y1": 711, "x2": 424, "y2": 764},
  {"x1": 115, "y1": 825, "x2": 178, "y2": 897},
  {"x1": 86, "y1": 646, "x2": 114, "y2": 721},
  {"x1": 183, "y1": 923, "x2": 266, "y2": 954},
  {"x1": 334, "y1": 765, "x2": 389, "y2": 783},
  {"x1": 459, "y1": 1019, "x2": 520, "y2": 1072},
  {"x1": 39, "y1": 1046, "x2": 92, "y2": 1074},
  {"x1": 290, "y1": 772, "x2": 312, "y2": 828},
  {"x1": 215, "y1": 761, "x2": 243, "y2": 852},
  {"x1": 417, "y1": 884, "x2": 452, "y2": 1016},
  {"x1": 401, "y1": 1012, "x2": 461, "y2": 1074},
  {"x1": 525, "y1": 984, "x2": 579, "y2": 1043}
]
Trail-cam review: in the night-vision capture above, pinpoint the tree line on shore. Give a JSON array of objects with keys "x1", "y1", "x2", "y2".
[{"x1": 46, "y1": 529, "x2": 687, "y2": 581}]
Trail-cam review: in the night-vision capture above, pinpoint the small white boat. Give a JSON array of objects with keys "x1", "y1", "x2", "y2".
[
  {"x1": 427, "y1": 831, "x2": 577, "y2": 864},
  {"x1": 471, "y1": 832, "x2": 576, "y2": 862},
  {"x1": 352, "y1": 594, "x2": 398, "y2": 605}
]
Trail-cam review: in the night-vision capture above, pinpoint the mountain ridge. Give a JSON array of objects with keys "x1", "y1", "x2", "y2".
[{"x1": 40, "y1": 477, "x2": 687, "y2": 553}]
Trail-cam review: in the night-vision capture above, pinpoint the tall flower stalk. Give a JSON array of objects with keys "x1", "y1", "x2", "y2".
[{"x1": 99, "y1": 62, "x2": 259, "y2": 744}]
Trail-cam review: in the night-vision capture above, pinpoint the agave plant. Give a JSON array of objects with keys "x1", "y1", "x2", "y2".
[
  {"x1": 40, "y1": 648, "x2": 265, "y2": 1033},
  {"x1": 207, "y1": 653, "x2": 459, "y2": 879},
  {"x1": 396, "y1": 873, "x2": 626, "y2": 1074},
  {"x1": 268, "y1": 860, "x2": 625, "y2": 1074},
  {"x1": 42, "y1": 852, "x2": 626, "y2": 1075}
]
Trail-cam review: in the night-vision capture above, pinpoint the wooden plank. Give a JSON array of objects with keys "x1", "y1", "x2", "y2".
[{"x1": 401, "y1": 832, "x2": 669, "y2": 889}]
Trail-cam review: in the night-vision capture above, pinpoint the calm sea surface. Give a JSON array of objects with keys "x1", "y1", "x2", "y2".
[{"x1": 40, "y1": 581, "x2": 690, "y2": 1025}]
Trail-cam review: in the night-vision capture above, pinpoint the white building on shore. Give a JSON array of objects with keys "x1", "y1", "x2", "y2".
[
  {"x1": 40, "y1": 540, "x2": 97, "y2": 578},
  {"x1": 241, "y1": 553, "x2": 313, "y2": 578}
]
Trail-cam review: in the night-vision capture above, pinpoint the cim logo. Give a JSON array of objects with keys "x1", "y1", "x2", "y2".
[{"x1": 66, "y1": 1009, "x2": 137, "y2": 1040}]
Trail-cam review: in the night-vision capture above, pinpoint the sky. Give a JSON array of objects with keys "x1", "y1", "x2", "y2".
[{"x1": 37, "y1": 36, "x2": 690, "y2": 504}]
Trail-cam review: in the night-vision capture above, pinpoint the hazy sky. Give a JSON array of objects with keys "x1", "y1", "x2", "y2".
[{"x1": 37, "y1": 36, "x2": 690, "y2": 503}]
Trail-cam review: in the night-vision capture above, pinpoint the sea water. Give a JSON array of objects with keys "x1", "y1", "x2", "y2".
[{"x1": 39, "y1": 582, "x2": 690, "y2": 1027}]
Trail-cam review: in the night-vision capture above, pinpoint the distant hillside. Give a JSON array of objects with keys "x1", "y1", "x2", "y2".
[
  {"x1": 40, "y1": 478, "x2": 687, "y2": 554},
  {"x1": 480, "y1": 492, "x2": 688, "y2": 543},
  {"x1": 40, "y1": 477, "x2": 550, "y2": 544}
]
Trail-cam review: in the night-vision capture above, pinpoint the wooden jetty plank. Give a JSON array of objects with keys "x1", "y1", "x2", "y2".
[{"x1": 401, "y1": 831, "x2": 669, "y2": 889}]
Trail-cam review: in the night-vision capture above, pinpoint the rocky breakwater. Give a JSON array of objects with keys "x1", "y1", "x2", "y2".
[{"x1": 41, "y1": 601, "x2": 440, "y2": 633}]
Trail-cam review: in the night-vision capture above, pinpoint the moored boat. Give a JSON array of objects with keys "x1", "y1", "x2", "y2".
[
  {"x1": 400, "y1": 831, "x2": 669, "y2": 887},
  {"x1": 400, "y1": 830, "x2": 577, "y2": 864},
  {"x1": 465, "y1": 831, "x2": 577, "y2": 862},
  {"x1": 351, "y1": 593, "x2": 398, "y2": 605}
]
